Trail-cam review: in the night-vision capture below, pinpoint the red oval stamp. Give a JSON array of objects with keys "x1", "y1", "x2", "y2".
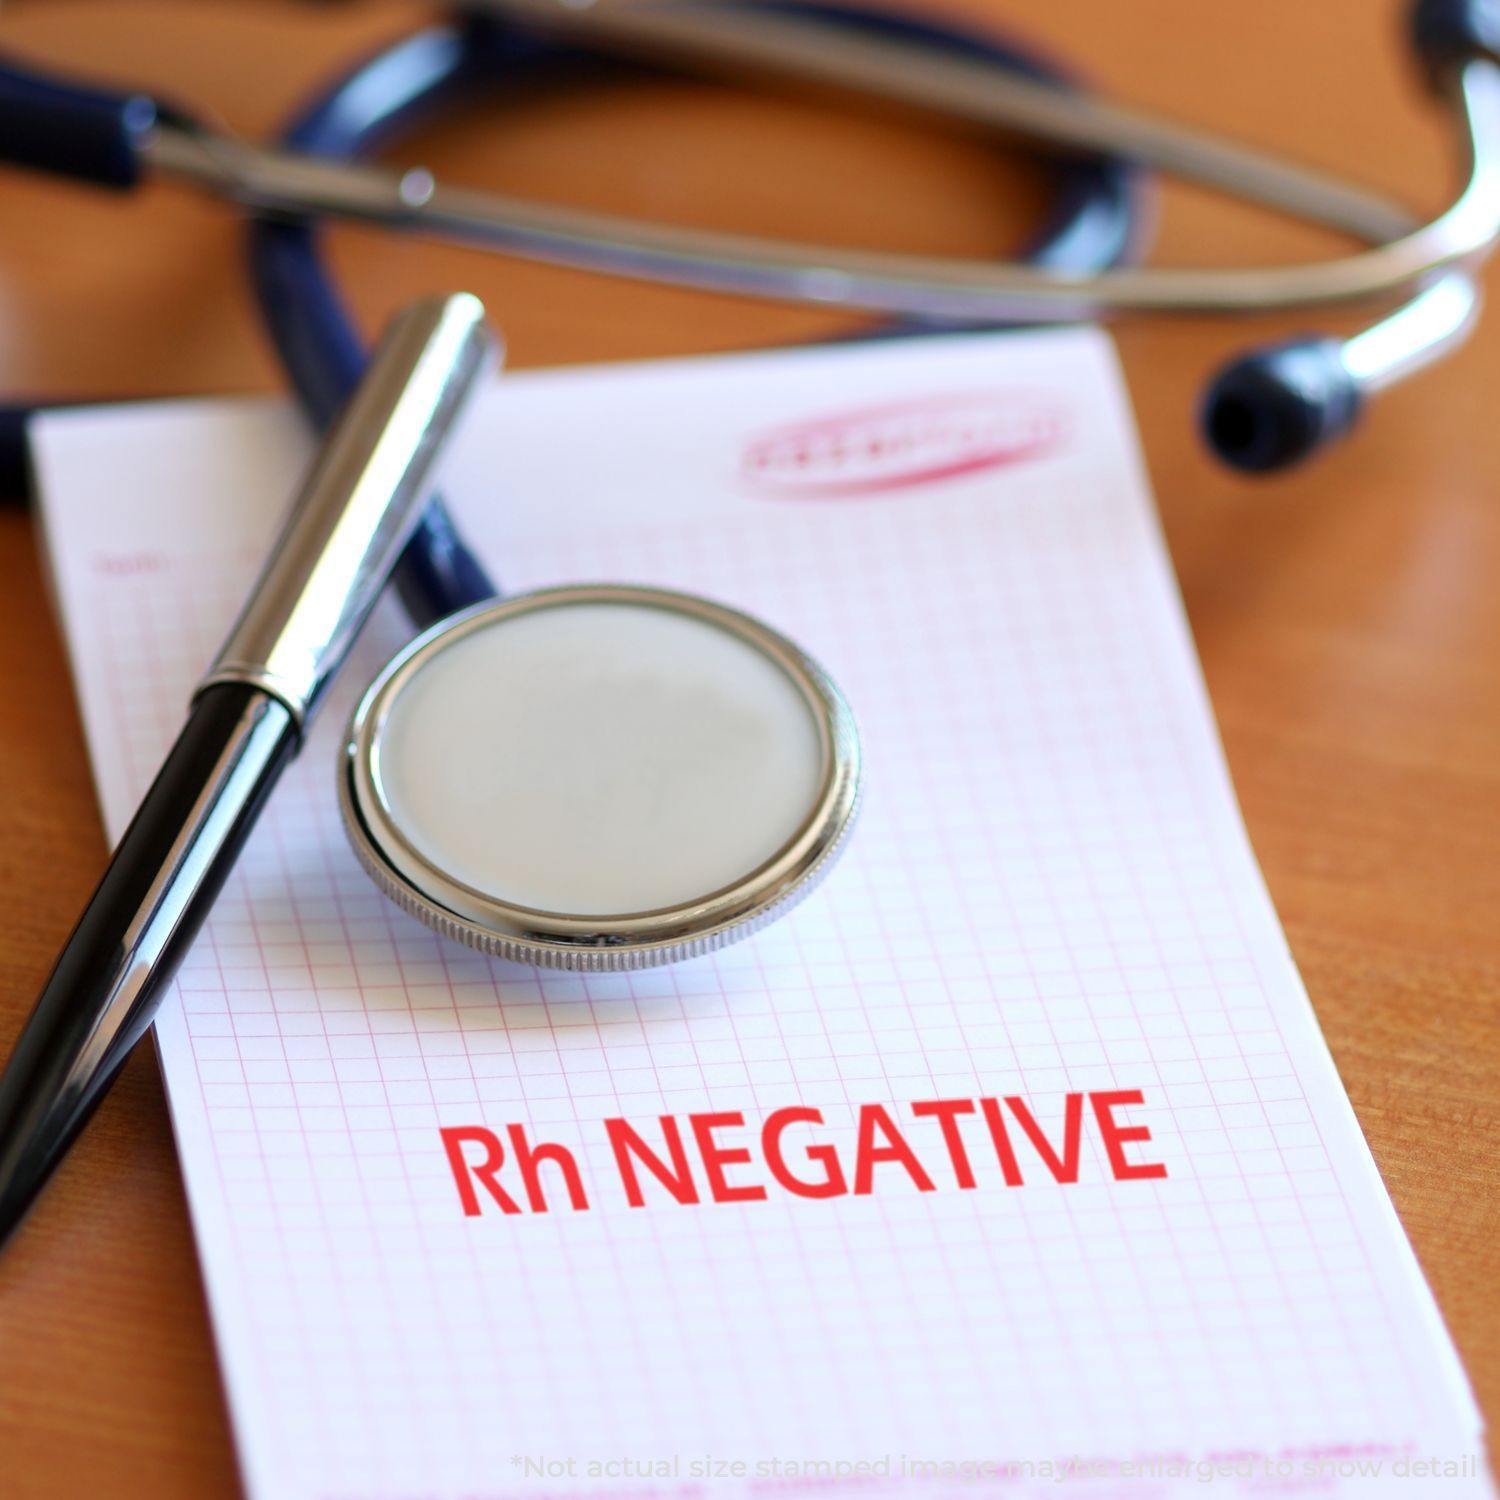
[{"x1": 741, "y1": 390, "x2": 1070, "y2": 499}]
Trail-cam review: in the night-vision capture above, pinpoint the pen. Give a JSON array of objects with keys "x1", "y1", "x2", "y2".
[{"x1": 0, "y1": 292, "x2": 496, "y2": 1249}]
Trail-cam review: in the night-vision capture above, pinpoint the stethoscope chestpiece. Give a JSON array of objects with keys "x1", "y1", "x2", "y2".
[{"x1": 339, "y1": 584, "x2": 861, "y2": 971}]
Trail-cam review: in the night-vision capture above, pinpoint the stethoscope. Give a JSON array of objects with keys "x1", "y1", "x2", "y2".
[{"x1": 3, "y1": 0, "x2": 1498, "y2": 969}]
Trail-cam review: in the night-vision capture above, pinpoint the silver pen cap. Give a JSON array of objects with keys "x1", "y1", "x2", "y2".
[{"x1": 199, "y1": 292, "x2": 497, "y2": 727}]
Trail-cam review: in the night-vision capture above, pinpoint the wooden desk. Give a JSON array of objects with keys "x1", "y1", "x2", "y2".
[{"x1": 0, "y1": 2, "x2": 1494, "y2": 1493}]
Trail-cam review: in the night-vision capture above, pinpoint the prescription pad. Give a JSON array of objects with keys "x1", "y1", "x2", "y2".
[{"x1": 31, "y1": 328, "x2": 1489, "y2": 1498}]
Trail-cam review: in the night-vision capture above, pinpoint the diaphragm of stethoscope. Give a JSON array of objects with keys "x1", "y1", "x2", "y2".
[{"x1": 339, "y1": 584, "x2": 861, "y2": 970}]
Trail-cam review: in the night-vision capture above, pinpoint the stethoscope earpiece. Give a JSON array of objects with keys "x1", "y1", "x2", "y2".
[{"x1": 1200, "y1": 338, "x2": 1363, "y2": 475}]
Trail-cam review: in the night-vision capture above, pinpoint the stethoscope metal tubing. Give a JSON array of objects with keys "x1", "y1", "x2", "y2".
[
  {"x1": 3, "y1": 0, "x2": 1486, "y2": 485},
  {"x1": 1340, "y1": 271, "x2": 1480, "y2": 392},
  {"x1": 141, "y1": 29, "x2": 1500, "y2": 321},
  {"x1": 477, "y1": 0, "x2": 1418, "y2": 243}
]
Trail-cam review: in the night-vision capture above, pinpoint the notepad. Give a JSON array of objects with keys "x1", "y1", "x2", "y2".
[{"x1": 31, "y1": 328, "x2": 1490, "y2": 1499}]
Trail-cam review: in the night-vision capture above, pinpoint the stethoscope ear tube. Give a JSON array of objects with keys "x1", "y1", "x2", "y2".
[
  {"x1": 149, "y1": 2, "x2": 1500, "y2": 478},
  {"x1": 2, "y1": 0, "x2": 1497, "y2": 494}
]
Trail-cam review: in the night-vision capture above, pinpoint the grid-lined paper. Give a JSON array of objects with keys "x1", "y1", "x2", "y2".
[{"x1": 31, "y1": 328, "x2": 1488, "y2": 1499}]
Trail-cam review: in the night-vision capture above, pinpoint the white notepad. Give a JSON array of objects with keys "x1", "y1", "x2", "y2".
[{"x1": 31, "y1": 328, "x2": 1489, "y2": 1498}]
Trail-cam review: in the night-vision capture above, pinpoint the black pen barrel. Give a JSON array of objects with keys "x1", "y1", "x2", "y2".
[
  {"x1": 0, "y1": 683, "x2": 298, "y2": 1245},
  {"x1": 0, "y1": 294, "x2": 495, "y2": 1250}
]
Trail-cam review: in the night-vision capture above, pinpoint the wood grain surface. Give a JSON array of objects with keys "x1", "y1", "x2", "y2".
[{"x1": 0, "y1": 2, "x2": 1495, "y2": 1495}]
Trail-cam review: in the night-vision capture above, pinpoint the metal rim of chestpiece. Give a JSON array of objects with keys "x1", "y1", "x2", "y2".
[{"x1": 338, "y1": 584, "x2": 862, "y2": 972}]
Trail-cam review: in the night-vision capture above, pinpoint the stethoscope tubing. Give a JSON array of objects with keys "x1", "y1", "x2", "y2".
[
  {"x1": 2, "y1": 0, "x2": 1497, "y2": 485},
  {"x1": 190, "y1": 0, "x2": 1500, "y2": 469},
  {"x1": 144, "y1": 5, "x2": 1500, "y2": 318}
]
